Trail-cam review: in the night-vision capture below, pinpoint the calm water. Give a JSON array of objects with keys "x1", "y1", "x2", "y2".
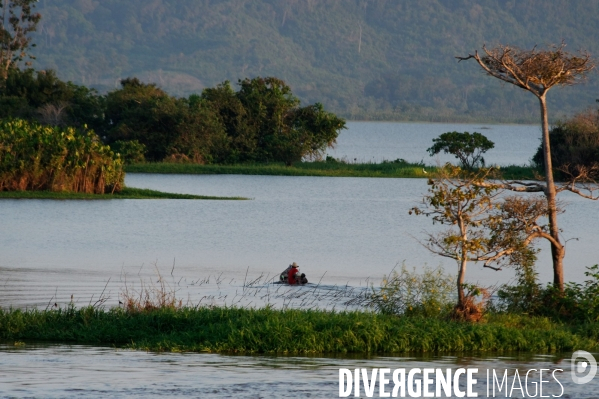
[
  {"x1": 1, "y1": 122, "x2": 598, "y2": 398},
  {"x1": 0, "y1": 344, "x2": 597, "y2": 398},
  {"x1": 328, "y1": 122, "x2": 541, "y2": 166},
  {"x1": 1, "y1": 175, "x2": 596, "y2": 309}
]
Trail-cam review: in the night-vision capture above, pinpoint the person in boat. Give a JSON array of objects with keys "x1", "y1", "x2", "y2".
[{"x1": 280, "y1": 262, "x2": 308, "y2": 284}]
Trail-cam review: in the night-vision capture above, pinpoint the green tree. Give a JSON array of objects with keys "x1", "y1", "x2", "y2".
[
  {"x1": 0, "y1": 68, "x2": 104, "y2": 130},
  {"x1": 532, "y1": 108, "x2": 599, "y2": 181},
  {"x1": 0, "y1": 0, "x2": 40, "y2": 80},
  {"x1": 410, "y1": 165, "x2": 550, "y2": 316},
  {"x1": 282, "y1": 102, "x2": 345, "y2": 166},
  {"x1": 427, "y1": 131, "x2": 494, "y2": 169},
  {"x1": 458, "y1": 43, "x2": 596, "y2": 292},
  {"x1": 203, "y1": 77, "x2": 345, "y2": 165},
  {"x1": 104, "y1": 78, "x2": 223, "y2": 163},
  {"x1": 201, "y1": 80, "x2": 259, "y2": 164},
  {"x1": 235, "y1": 77, "x2": 300, "y2": 163}
]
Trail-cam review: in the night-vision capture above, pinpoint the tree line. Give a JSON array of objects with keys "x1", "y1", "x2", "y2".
[
  {"x1": 29, "y1": 0, "x2": 599, "y2": 123},
  {"x1": 0, "y1": 69, "x2": 345, "y2": 165}
]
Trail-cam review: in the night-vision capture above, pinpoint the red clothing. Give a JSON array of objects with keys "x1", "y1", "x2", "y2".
[{"x1": 288, "y1": 267, "x2": 299, "y2": 284}]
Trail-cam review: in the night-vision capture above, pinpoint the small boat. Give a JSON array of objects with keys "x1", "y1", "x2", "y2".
[{"x1": 279, "y1": 265, "x2": 308, "y2": 285}]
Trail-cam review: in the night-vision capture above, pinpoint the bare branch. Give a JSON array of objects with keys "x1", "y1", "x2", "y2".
[
  {"x1": 559, "y1": 184, "x2": 599, "y2": 200},
  {"x1": 458, "y1": 42, "x2": 595, "y2": 98}
]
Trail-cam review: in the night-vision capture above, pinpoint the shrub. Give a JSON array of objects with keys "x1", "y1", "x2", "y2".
[
  {"x1": 110, "y1": 140, "x2": 146, "y2": 164},
  {"x1": 532, "y1": 109, "x2": 599, "y2": 179},
  {"x1": 370, "y1": 264, "x2": 454, "y2": 317},
  {"x1": 497, "y1": 264, "x2": 599, "y2": 322},
  {"x1": 0, "y1": 119, "x2": 123, "y2": 193}
]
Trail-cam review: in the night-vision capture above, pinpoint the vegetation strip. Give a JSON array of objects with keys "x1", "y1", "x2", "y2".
[
  {"x1": 125, "y1": 162, "x2": 537, "y2": 180},
  {"x1": 1, "y1": 307, "x2": 597, "y2": 353},
  {"x1": 0, "y1": 187, "x2": 248, "y2": 200}
]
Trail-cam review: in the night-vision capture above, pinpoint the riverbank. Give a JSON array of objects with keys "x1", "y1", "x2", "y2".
[
  {"x1": 1, "y1": 307, "x2": 596, "y2": 354},
  {"x1": 0, "y1": 187, "x2": 248, "y2": 200},
  {"x1": 125, "y1": 162, "x2": 536, "y2": 180}
]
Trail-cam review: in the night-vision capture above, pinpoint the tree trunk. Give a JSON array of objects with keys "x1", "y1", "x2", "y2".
[
  {"x1": 539, "y1": 95, "x2": 565, "y2": 292},
  {"x1": 457, "y1": 257, "x2": 467, "y2": 307}
]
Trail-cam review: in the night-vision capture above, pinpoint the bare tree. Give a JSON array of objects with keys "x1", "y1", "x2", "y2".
[
  {"x1": 410, "y1": 165, "x2": 550, "y2": 314},
  {"x1": 0, "y1": 0, "x2": 41, "y2": 80},
  {"x1": 457, "y1": 43, "x2": 596, "y2": 292},
  {"x1": 36, "y1": 101, "x2": 70, "y2": 127}
]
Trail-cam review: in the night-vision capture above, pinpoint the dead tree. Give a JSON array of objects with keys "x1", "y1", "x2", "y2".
[{"x1": 457, "y1": 43, "x2": 596, "y2": 292}]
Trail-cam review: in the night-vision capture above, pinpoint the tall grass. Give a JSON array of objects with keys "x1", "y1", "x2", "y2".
[
  {"x1": 370, "y1": 265, "x2": 455, "y2": 317},
  {"x1": 2, "y1": 265, "x2": 598, "y2": 354},
  {"x1": 0, "y1": 119, "x2": 123, "y2": 193},
  {"x1": 0, "y1": 306, "x2": 596, "y2": 353}
]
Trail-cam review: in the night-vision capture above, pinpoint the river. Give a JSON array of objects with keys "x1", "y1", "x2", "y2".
[{"x1": 1, "y1": 122, "x2": 598, "y2": 397}]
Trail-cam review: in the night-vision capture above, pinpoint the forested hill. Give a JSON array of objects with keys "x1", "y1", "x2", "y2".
[{"x1": 32, "y1": 0, "x2": 599, "y2": 122}]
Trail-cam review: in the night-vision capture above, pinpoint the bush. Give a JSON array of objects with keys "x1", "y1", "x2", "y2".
[
  {"x1": 110, "y1": 140, "x2": 146, "y2": 164},
  {"x1": 0, "y1": 119, "x2": 123, "y2": 193},
  {"x1": 370, "y1": 264, "x2": 455, "y2": 317},
  {"x1": 532, "y1": 109, "x2": 599, "y2": 179},
  {"x1": 497, "y1": 264, "x2": 599, "y2": 322}
]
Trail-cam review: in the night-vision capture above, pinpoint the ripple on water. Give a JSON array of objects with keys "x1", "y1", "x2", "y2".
[{"x1": 1, "y1": 344, "x2": 598, "y2": 398}]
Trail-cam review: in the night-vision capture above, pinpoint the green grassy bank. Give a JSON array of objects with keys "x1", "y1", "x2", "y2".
[
  {"x1": 1, "y1": 307, "x2": 596, "y2": 354},
  {"x1": 125, "y1": 162, "x2": 536, "y2": 180},
  {"x1": 0, "y1": 187, "x2": 247, "y2": 200}
]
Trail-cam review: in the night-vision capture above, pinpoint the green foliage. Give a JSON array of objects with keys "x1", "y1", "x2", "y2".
[
  {"x1": 532, "y1": 108, "x2": 599, "y2": 179},
  {"x1": 124, "y1": 159, "x2": 431, "y2": 178},
  {"x1": 0, "y1": 68, "x2": 104, "y2": 130},
  {"x1": 370, "y1": 264, "x2": 454, "y2": 317},
  {"x1": 109, "y1": 140, "x2": 146, "y2": 164},
  {"x1": 497, "y1": 265, "x2": 599, "y2": 322},
  {"x1": 284, "y1": 102, "x2": 345, "y2": 165},
  {"x1": 29, "y1": 0, "x2": 599, "y2": 122},
  {"x1": 1, "y1": 305, "x2": 597, "y2": 353},
  {"x1": 0, "y1": 118, "x2": 123, "y2": 193},
  {"x1": 201, "y1": 77, "x2": 345, "y2": 165},
  {"x1": 427, "y1": 131, "x2": 495, "y2": 169},
  {"x1": 101, "y1": 76, "x2": 344, "y2": 165},
  {"x1": 411, "y1": 165, "x2": 550, "y2": 313},
  {"x1": 103, "y1": 77, "x2": 216, "y2": 162}
]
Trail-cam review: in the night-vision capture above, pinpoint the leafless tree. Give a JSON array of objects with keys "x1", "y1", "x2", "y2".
[
  {"x1": 36, "y1": 101, "x2": 70, "y2": 127},
  {"x1": 457, "y1": 42, "x2": 597, "y2": 292}
]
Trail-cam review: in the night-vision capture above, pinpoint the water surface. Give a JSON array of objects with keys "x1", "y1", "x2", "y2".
[
  {"x1": 328, "y1": 122, "x2": 540, "y2": 166},
  {"x1": 1, "y1": 344, "x2": 596, "y2": 398},
  {"x1": 1, "y1": 122, "x2": 598, "y2": 398}
]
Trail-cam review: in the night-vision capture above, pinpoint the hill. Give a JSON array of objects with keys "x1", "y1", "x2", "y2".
[{"x1": 31, "y1": 0, "x2": 599, "y2": 122}]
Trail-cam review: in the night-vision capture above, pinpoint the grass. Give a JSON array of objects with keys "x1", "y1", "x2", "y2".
[
  {"x1": 0, "y1": 187, "x2": 248, "y2": 200},
  {"x1": 0, "y1": 306, "x2": 597, "y2": 354},
  {"x1": 125, "y1": 161, "x2": 433, "y2": 178},
  {"x1": 124, "y1": 161, "x2": 538, "y2": 180}
]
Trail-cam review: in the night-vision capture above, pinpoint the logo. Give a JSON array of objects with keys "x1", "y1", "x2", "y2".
[{"x1": 571, "y1": 350, "x2": 597, "y2": 384}]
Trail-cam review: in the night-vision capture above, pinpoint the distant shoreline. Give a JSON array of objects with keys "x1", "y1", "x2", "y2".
[
  {"x1": 0, "y1": 187, "x2": 248, "y2": 200},
  {"x1": 125, "y1": 162, "x2": 537, "y2": 180}
]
